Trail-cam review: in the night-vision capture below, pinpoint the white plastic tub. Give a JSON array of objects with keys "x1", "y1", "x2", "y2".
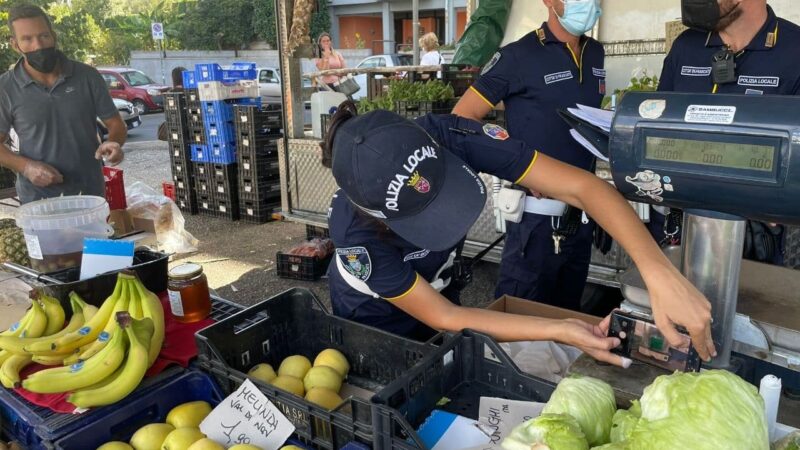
[{"x1": 15, "y1": 195, "x2": 113, "y2": 273}]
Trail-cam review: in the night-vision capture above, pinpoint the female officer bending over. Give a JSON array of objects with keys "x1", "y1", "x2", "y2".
[{"x1": 321, "y1": 101, "x2": 716, "y2": 366}]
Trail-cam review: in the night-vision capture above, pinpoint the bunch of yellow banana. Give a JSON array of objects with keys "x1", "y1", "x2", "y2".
[
  {"x1": 0, "y1": 290, "x2": 78, "y2": 388},
  {"x1": 0, "y1": 271, "x2": 165, "y2": 408}
]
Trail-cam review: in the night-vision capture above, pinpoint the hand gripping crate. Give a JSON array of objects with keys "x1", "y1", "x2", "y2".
[
  {"x1": 371, "y1": 329, "x2": 556, "y2": 449},
  {"x1": 195, "y1": 288, "x2": 440, "y2": 449}
]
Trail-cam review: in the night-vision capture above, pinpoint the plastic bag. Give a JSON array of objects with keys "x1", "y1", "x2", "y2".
[
  {"x1": 499, "y1": 341, "x2": 583, "y2": 383},
  {"x1": 286, "y1": 238, "x2": 334, "y2": 259},
  {"x1": 452, "y1": 0, "x2": 512, "y2": 67},
  {"x1": 125, "y1": 181, "x2": 198, "y2": 254}
]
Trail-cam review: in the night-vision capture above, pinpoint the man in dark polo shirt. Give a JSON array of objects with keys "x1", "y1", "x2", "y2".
[
  {"x1": 0, "y1": 4, "x2": 126, "y2": 203},
  {"x1": 651, "y1": 0, "x2": 800, "y2": 265}
]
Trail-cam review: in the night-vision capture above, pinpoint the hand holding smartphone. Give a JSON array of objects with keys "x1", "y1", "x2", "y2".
[{"x1": 608, "y1": 310, "x2": 702, "y2": 372}]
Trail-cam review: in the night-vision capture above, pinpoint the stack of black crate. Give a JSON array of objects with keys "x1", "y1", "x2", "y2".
[
  {"x1": 234, "y1": 105, "x2": 283, "y2": 223},
  {"x1": 185, "y1": 88, "x2": 205, "y2": 146},
  {"x1": 194, "y1": 161, "x2": 239, "y2": 220},
  {"x1": 164, "y1": 92, "x2": 197, "y2": 214}
]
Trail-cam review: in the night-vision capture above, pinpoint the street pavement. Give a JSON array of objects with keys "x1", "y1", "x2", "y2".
[{"x1": 126, "y1": 113, "x2": 162, "y2": 144}]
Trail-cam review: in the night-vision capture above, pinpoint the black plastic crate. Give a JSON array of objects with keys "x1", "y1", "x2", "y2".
[
  {"x1": 276, "y1": 251, "x2": 331, "y2": 281},
  {"x1": 196, "y1": 162, "x2": 238, "y2": 183},
  {"x1": 441, "y1": 64, "x2": 480, "y2": 97},
  {"x1": 198, "y1": 195, "x2": 240, "y2": 221},
  {"x1": 306, "y1": 224, "x2": 330, "y2": 240},
  {"x1": 195, "y1": 288, "x2": 438, "y2": 449},
  {"x1": 164, "y1": 91, "x2": 186, "y2": 113},
  {"x1": 167, "y1": 121, "x2": 189, "y2": 146},
  {"x1": 239, "y1": 178, "x2": 280, "y2": 203},
  {"x1": 372, "y1": 329, "x2": 556, "y2": 449},
  {"x1": 234, "y1": 105, "x2": 283, "y2": 133},
  {"x1": 0, "y1": 297, "x2": 244, "y2": 450},
  {"x1": 210, "y1": 178, "x2": 239, "y2": 202},
  {"x1": 184, "y1": 88, "x2": 201, "y2": 109},
  {"x1": 170, "y1": 159, "x2": 192, "y2": 180},
  {"x1": 168, "y1": 141, "x2": 192, "y2": 163},
  {"x1": 189, "y1": 128, "x2": 206, "y2": 145},
  {"x1": 175, "y1": 187, "x2": 198, "y2": 215},
  {"x1": 236, "y1": 134, "x2": 282, "y2": 157},
  {"x1": 172, "y1": 172, "x2": 194, "y2": 191},
  {"x1": 238, "y1": 155, "x2": 279, "y2": 180},
  {"x1": 239, "y1": 199, "x2": 281, "y2": 223},
  {"x1": 395, "y1": 100, "x2": 454, "y2": 119}
]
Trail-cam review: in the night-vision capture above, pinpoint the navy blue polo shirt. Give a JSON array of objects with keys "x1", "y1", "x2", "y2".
[
  {"x1": 328, "y1": 114, "x2": 537, "y2": 336},
  {"x1": 471, "y1": 23, "x2": 605, "y2": 171},
  {"x1": 659, "y1": 6, "x2": 800, "y2": 95}
]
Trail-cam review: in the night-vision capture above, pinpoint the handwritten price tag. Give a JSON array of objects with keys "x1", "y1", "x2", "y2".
[
  {"x1": 478, "y1": 397, "x2": 546, "y2": 444},
  {"x1": 200, "y1": 379, "x2": 295, "y2": 449}
]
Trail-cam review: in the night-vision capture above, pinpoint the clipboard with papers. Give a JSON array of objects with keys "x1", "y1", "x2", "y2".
[{"x1": 558, "y1": 104, "x2": 613, "y2": 162}]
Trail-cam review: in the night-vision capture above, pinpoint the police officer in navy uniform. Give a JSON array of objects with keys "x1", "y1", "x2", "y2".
[
  {"x1": 453, "y1": 0, "x2": 606, "y2": 310},
  {"x1": 652, "y1": 0, "x2": 800, "y2": 264},
  {"x1": 321, "y1": 101, "x2": 717, "y2": 364}
]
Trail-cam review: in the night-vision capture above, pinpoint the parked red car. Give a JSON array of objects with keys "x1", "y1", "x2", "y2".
[{"x1": 98, "y1": 67, "x2": 170, "y2": 113}]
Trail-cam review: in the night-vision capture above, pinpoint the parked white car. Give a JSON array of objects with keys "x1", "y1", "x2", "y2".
[
  {"x1": 350, "y1": 54, "x2": 413, "y2": 100},
  {"x1": 258, "y1": 67, "x2": 282, "y2": 104}
]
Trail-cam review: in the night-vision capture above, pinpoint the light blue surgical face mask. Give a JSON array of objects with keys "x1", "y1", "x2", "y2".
[{"x1": 556, "y1": 0, "x2": 602, "y2": 36}]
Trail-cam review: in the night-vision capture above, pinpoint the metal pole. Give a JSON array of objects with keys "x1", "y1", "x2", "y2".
[
  {"x1": 412, "y1": 0, "x2": 420, "y2": 65},
  {"x1": 159, "y1": 39, "x2": 166, "y2": 85},
  {"x1": 680, "y1": 210, "x2": 746, "y2": 369}
]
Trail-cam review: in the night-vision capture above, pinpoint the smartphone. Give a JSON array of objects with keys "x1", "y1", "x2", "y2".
[{"x1": 608, "y1": 310, "x2": 702, "y2": 372}]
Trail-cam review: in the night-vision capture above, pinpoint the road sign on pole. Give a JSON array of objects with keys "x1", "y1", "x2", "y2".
[{"x1": 151, "y1": 22, "x2": 164, "y2": 40}]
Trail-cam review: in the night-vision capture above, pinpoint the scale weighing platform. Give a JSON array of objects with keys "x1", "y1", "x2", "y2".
[{"x1": 567, "y1": 92, "x2": 800, "y2": 426}]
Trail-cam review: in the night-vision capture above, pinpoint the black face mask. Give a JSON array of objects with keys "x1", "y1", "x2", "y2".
[
  {"x1": 24, "y1": 47, "x2": 60, "y2": 73},
  {"x1": 682, "y1": 0, "x2": 721, "y2": 31}
]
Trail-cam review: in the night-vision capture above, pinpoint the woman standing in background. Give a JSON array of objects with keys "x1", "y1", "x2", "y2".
[
  {"x1": 315, "y1": 32, "x2": 346, "y2": 90},
  {"x1": 419, "y1": 32, "x2": 443, "y2": 66}
]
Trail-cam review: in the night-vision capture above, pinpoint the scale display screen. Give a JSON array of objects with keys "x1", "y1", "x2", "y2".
[{"x1": 645, "y1": 136, "x2": 776, "y2": 172}]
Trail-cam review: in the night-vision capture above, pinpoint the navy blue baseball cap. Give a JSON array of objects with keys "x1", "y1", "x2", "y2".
[{"x1": 331, "y1": 110, "x2": 487, "y2": 251}]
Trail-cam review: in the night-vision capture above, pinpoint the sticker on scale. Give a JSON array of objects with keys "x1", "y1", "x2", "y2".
[
  {"x1": 639, "y1": 100, "x2": 666, "y2": 119},
  {"x1": 685, "y1": 105, "x2": 736, "y2": 124},
  {"x1": 24, "y1": 233, "x2": 43, "y2": 260}
]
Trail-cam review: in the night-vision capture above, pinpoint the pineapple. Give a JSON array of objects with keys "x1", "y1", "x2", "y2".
[{"x1": 0, "y1": 227, "x2": 29, "y2": 267}]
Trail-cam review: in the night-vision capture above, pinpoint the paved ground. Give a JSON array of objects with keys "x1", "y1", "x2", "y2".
[
  {"x1": 0, "y1": 138, "x2": 499, "y2": 311},
  {"x1": 127, "y1": 113, "x2": 162, "y2": 143}
]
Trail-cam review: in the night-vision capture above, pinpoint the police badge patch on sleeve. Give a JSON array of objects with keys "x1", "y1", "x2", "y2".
[
  {"x1": 483, "y1": 123, "x2": 509, "y2": 140},
  {"x1": 481, "y1": 52, "x2": 502, "y2": 76},
  {"x1": 336, "y1": 247, "x2": 372, "y2": 281}
]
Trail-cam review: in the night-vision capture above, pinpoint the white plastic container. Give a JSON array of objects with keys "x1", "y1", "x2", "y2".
[
  {"x1": 311, "y1": 91, "x2": 347, "y2": 139},
  {"x1": 16, "y1": 195, "x2": 113, "y2": 273}
]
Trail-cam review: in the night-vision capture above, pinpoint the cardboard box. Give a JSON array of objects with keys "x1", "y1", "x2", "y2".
[
  {"x1": 487, "y1": 295, "x2": 602, "y2": 326},
  {"x1": 109, "y1": 209, "x2": 136, "y2": 237}
]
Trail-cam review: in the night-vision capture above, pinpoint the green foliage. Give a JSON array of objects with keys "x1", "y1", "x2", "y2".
[
  {"x1": 601, "y1": 70, "x2": 660, "y2": 109},
  {"x1": 310, "y1": 0, "x2": 331, "y2": 47},
  {"x1": 177, "y1": 0, "x2": 255, "y2": 50},
  {"x1": 358, "y1": 79, "x2": 455, "y2": 114},
  {"x1": 254, "y1": 0, "x2": 277, "y2": 48}
]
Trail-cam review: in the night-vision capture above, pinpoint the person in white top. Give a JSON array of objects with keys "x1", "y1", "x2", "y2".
[{"x1": 419, "y1": 32, "x2": 443, "y2": 66}]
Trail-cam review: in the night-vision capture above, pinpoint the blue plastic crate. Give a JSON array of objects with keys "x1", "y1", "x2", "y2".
[
  {"x1": 195, "y1": 62, "x2": 257, "y2": 82},
  {"x1": 192, "y1": 142, "x2": 236, "y2": 164},
  {"x1": 53, "y1": 369, "x2": 222, "y2": 450},
  {"x1": 201, "y1": 100, "x2": 234, "y2": 123},
  {"x1": 204, "y1": 121, "x2": 237, "y2": 144},
  {"x1": 0, "y1": 367, "x2": 183, "y2": 450},
  {"x1": 182, "y1": 70, "x2": 197, "y2": 89}
]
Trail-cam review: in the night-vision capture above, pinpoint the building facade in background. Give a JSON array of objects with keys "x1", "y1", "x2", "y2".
[{"x1": 329, "y1": 0, "x2": 468, "y2": 54}]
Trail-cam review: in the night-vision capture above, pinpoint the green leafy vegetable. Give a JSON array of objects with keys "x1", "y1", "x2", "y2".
[
  {"x1": 611, "y1": 370, "x2": 769, "y2": 450},
  {"x1": 541, "y1": 376, "x2": 616, "y2": 446},
  {"x1": 609, "y1": 401, "x2": 640, "y2": 443},
  {"x1": 502, "y1": 413, "x2": 589, "y2": 450}
]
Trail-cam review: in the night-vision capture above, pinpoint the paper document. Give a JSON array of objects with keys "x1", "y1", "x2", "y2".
[
  {"x1": 570, "y1": 129, "x2": 609, "y2": 162},
  {"x1": 568, "y1": 104, "x2": 614, "y2": 132}
]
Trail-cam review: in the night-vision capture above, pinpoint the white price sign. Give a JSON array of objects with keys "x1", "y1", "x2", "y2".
[
  {"x1": 151, "y1": 22, "x2": 164, "y2": 40},
  {"x1": 200, "y1": 379, "x2": 295, "y2": 449}
]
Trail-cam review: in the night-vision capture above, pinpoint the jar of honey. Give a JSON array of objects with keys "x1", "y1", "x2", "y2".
[{"x1": 167, "y1": 263, "x2": 211, "y2": 323}]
